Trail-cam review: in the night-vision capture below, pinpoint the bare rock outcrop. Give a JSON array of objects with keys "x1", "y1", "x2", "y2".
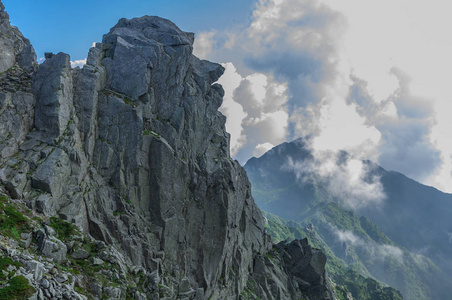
[
  {"x1": 0, "y1": 2, "x2": 36, "y2": 72},
  {"x1": 0, "y1": 2, "x2": 334, "y2": 299}
]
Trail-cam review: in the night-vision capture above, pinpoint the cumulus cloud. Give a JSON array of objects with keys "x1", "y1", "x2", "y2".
[
  {"x1": 311, "y1": 99, "x2": 381, "y2": 159},
  {"x1": 216, "y1": 63, "x2": 247, "y2": 156},
  {"x1": 347, "y1": 68, "x2": 442, "y2": 182},
  {"x1": 217, "y1": 63, "x2": 290, "y2": 164},
  {"x1": 193, "y1": 31, "x2": 216, "y2": 59},
  {"x1": 70, "y1": 58, "x2": 86, "y2": 68},
  {"x1": 321, "y1": 0, "x2": 452, "y2": 191},
  {"x1": 233, "y1": 72, "x2": 289, "y2": 163},
  {"x1": 254, "y1": 142, "x2": 275, "y2": 158},
  {"x1": 197, "y1": 0, "x2": 452, "y2": 192},
  {"x1": 332, "y1": 226, "x2": 403, "y2": 261},
  {"x1": 245, "y1": 0, "x2": 348, "y2": 108},
  {"x1": 211, "y1": 0, "x2": 382, "y2": 167},
  {"x1": 284, "y1": 151, "x2": 385, "y2": 210}
]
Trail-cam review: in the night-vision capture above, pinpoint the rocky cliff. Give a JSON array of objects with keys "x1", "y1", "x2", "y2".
[{"x1": 0, "y1": 2, "x2": 334, "y2": 299}]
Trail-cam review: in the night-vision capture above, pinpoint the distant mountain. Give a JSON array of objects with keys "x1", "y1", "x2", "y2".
[{"x1": 245, "y1": 138, "x2": 452, "y2": 299}]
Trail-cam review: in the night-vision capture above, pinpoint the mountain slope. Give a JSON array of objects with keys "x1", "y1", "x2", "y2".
[
  {"x1": 264, "y1": 210, "x2": 404, "y2": 300},
  {"x1": 264, "y1": 206, "x2": 450, "y2": 300},
  {"x1": 245, "y1": 138, "x2": 452, "y2": 299}
]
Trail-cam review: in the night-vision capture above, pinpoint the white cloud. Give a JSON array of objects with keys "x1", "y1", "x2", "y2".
[
  {"x1": 232, "y1": 72, "x2": 289, "y2": 164},
  {"x1": 200, "y1": 0, "x2": 452, "y2": 192},
  {"x1": 284, "y1": 152, "x2": 386, "y2": 210},
  {"x1": 217, "y1": 63, "x2": 247, "y2": 156},
  {"x1": 193, "y1": 31, "x2": 216, "y2": 59},
  {"x1": 312, "y1": 99, "x2": 381, "y2": 158},
  {"x1": 332, "y1": 226, "x2": 403, "y2": 261},
  {"x1": 380, "y1": 101, "x2": 397, "y2": 119},
  {"x1": 70, "y1": 58, "x2": 86, "y2": 68},
  {"x1": 217, "y1": 62, "x2": 290, "y2": 164},
  {"x1": 318, "y1": 0, "x2": 452, "y2": 191},
  {"x1": 254, "y1": 142, "x2": 275, "y2": 158}
]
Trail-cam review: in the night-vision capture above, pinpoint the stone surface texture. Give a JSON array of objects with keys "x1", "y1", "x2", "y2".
[{"x1": 0, "y1": 2, "x2": 334, "y2": 299}]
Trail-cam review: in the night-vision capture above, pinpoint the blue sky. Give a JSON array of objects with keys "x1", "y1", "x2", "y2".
[
  {"x1": 3, "y1": 0, "x2": 452, "y2": 194},
  {"x1": 4, "y1": 0, "x2": 255, "y2": 60}
]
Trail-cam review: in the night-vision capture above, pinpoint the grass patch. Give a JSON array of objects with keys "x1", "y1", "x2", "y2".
[
  {"x1": 49, "y1": 217, "x2": 77, "y2": 240},
  {"x1": 0, "y1": 275, "x2": 35, "y2": 300},
  {"x1": 143, "y1": 129, "x2": 161, "y2": 138},
  {"x1": 124, "y1": 98, "x2": 138, "y2": 107},
  {"x1": 0, "y1": 204, "x2": 30, "y2": 240},
  {"x1": 0, "y1": 256, "x2": 22, "y2": 282},
  {"x1": 0, "y1": 256, "x2": 21, "y2": 272}
]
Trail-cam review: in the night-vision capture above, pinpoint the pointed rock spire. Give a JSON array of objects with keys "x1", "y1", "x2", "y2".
[{"x1": 0, "y1": 0, "x2": 36, "y2": 72}]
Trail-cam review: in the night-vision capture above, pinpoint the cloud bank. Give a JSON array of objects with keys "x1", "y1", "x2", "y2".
[
  {"x1": 216, "y1": 63, "x2": 290, "y2": 163},
  {"x1": 70, "y1": 58, "x2": 86, "y2": 68},
  {"x1": 284, "y1": 152, "x2": 385, "y2": 210},
  {"x1": 332, "y1": 226, "x2": 403, "y2": 261},
  {"x1": 194, "y1": 0, "x2": 452, "y2": 193}
]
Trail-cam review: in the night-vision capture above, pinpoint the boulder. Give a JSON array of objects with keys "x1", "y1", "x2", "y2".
[
  {"x1": 31, "y1": 148, "x2": 71, "y2": 197},
  {"x1": 70, "y1": 248, "x2": 90, "y2": 260},
  {"x1": 36, "y1": 229, "x2": 67, "y2": 264}
]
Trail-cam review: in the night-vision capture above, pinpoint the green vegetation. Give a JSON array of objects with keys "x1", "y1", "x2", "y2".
[
  {"x1": 0, "y1": 255, "x2": 34, "y2": 300},
  {"x1": 123, "y1": 98, "x2": 138, "y2": 107},
  {"x1": 332, "y1": 270, "x2": 403, "y2": 300},
  {"x1": 143, "y1": 129, "x2": 161, "y2": 138},
  {"x1": 246, "y1": 139, "x2": 452, "y2": 299},
  {"x1": 241, "y1": 280, "x2": 261, "y2": 300},
  {"x1": 0, "y1": 256, "x2": 21, "y2": 270},
  {"x1": 69, "y1": 258, "x2": 102, "y2": 277},
  {"x1": 0, "y1": 256, "x2": 22, "y2": 282},
  {"x1": 264, "y1": 210, "x2": 404, "y2": 300},
  {"x1": 102, "y1": 89, "x2": 138, "y2": 107},
  {"x1": 0, "y1": 196, "x2": 30, "y2": 240},
  {"x1": 49, "y1": 216, "x2": 77, "y2": 240},
  {"x1": 0, "y1": 275, "x2": 35, "y2": 300},
  {"x1": 261, "y1": 189, "x2": 452, "y2": 299}
]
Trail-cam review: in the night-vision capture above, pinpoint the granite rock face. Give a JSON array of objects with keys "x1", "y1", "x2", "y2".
[
  {"x1": 0, "y1": 2, "x2": 36, "y2": 72},
  {"x1": 244, "y1": 239, "x2": 334, "y2": 300},
  {"x1": 0, "y1": 2, "x2": 334, "y2": 299},
  {"x1": 0, "y1": 2, "x2": 37, "y2": 185}
]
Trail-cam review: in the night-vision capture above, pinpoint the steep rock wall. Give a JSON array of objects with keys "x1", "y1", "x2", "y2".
[{"x1": 0, "y1": 2, "x2": 334, "y2": 299}]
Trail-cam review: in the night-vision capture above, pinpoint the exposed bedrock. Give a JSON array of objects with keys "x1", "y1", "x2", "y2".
[{"x1": 0, "y1": 3, "x2": 334, "y2": 298}]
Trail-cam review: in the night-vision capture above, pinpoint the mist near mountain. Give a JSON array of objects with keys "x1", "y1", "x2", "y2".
[{"x1": 245, "y1": 138, "x2": 452, "y2": 299}]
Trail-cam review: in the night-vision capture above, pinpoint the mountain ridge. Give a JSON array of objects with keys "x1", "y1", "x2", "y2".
[{"x1": 244, "y1": 137, "x2": 452, "y2": 299}]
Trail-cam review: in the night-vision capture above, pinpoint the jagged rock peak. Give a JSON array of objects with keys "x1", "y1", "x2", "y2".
[
  {"x1": 0, "y1": 2, "x2": 336, "y2": 298},
  {"x1": 0, "y1": 0, "x2": 36, "y2": 72},
  {"x1": 107, "y1": 15, "x2": 195, "y2": 46},
  {"x1": 97, "y1": 15, "x2": 223, "y2": 103}
]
